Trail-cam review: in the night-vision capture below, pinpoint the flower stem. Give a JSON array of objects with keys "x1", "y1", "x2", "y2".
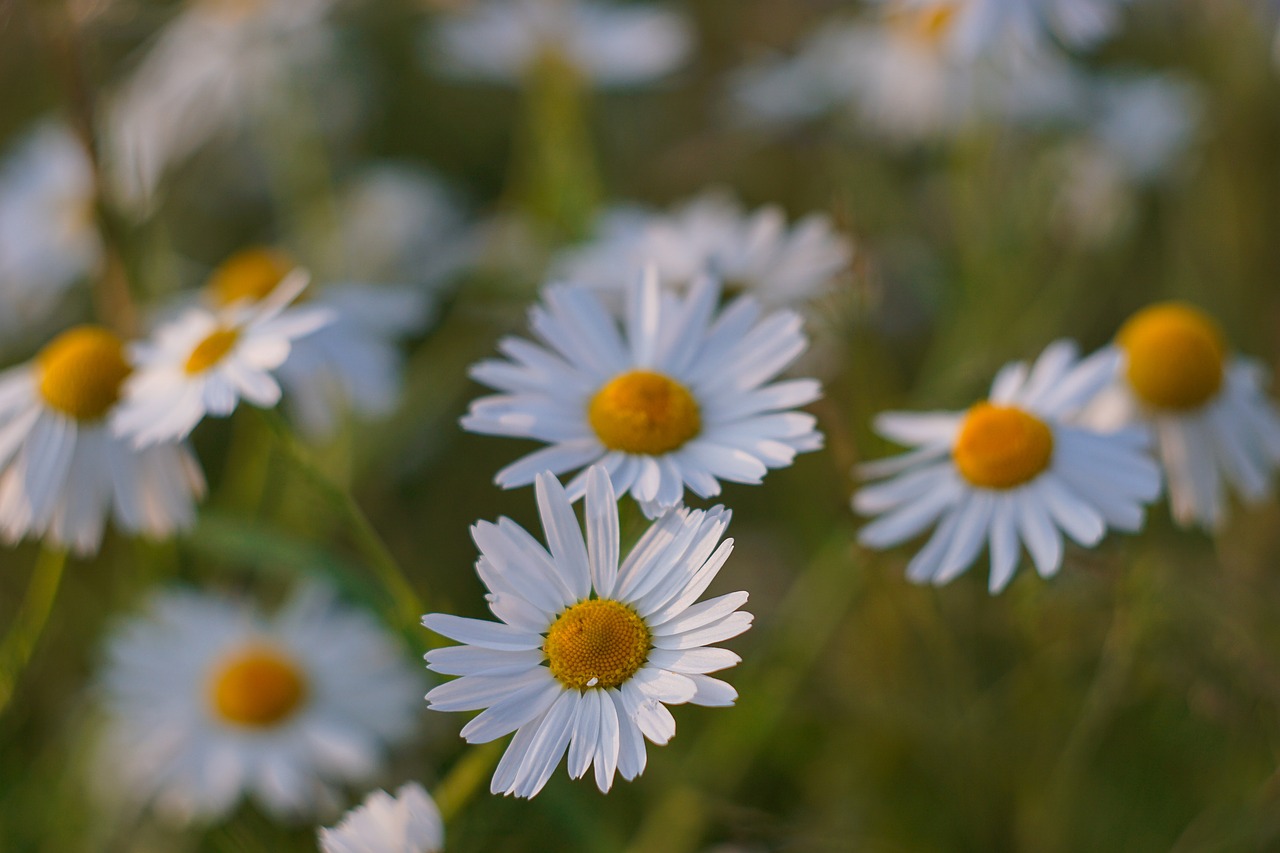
[
  {"x1": 256, "y1": 409, "x2": 426, "y2": 631},
  {"x1": 0, "y1": 547, "x2": 69, "y2": 716}
]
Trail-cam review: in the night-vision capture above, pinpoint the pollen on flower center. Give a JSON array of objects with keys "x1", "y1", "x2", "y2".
[
  {"x1": 206, "y1": 247, "x2": 296, "y2": 307},
  {"x1": 544, "y1": 599, "x2": 651, "y2": 690},
  {"x1": 1117, "y1": 302, "x2": 1225, "y2": 411},
  {"x1": 588, "y1": 370, "x2": 701, "y2": 455},
  {"x1": 184, "y1": 327, "x2": 240, "y2": 375},
  {"x1": 953, "y1": 403, "x2": 1054, "y2": 489},
  {"x1": 210, "y1": 646, "x2": 308, "y2": 728},
  {"x1": 36, "y1": 326, "x2": 132, "y2": 422}
]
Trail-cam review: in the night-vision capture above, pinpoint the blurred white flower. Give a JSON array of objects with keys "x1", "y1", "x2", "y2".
[
  {"x1": 855, "y1": 341, "x2": 1161, "y2": 593},
  {"x1": 0, "y1": 122, "x2": 100, "y2": 342},
  {"x1": 730, "y1": 12, "x2": 1086, "y2": 143},
  {"x1": 105, "y1": 0, "x2": 344, "y2": 208},
  {"x1": 1083, "y1": 302, "x2": 1280, "y2": 530},
  {"x1": 95, "y1": 584, "x2": 424, "y2": 824},
  {"x1": 427, "y1": 0, "x2": 693, "y2": 86},
  {"x1": 556, "y1": 191, "x2": 853, "y2": 308},
  {"x1": 893, "y1": 0, "x2": 1131, "y2": 56},
  {"x1": 337, "y1": 164, "x2": 476, "y2": 287},
  {"x1": 0, "y1": 326, "x2": 205, "y2": 556},
  {"x1": 318, "y1": 782, "x2": 443, "y2": 853},
  {"x1": 424, "y1": 467, "x2": 750, "y2": 798},
  {"x1": 462, "y1": 270, "x2": 823, "y2": 517},
  {"x1": 116, "y1": 265, "x2": 332, "y2": 446}
]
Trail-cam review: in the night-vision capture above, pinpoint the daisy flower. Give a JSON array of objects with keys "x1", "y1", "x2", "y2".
[
  {"x1": 424, "y1": 467, "x2": 750, "y2": 798},
  {"x1": 318, "y1": 782, "x2": 443, "y2": 853},
  {"x1": 0, "y1": 122, "x2": 100, "y2": 344},
  {"x1": 555, "y1": 191, "x2": 853, "y2": 308},
  {"x1": 428, "y1": 0, "x2": 693, "y2": 88},
  {"x1": 462, "y1": 269, "x2": 823, "y2": 517},
  {"x1": 0, "y1": 325, "x2": 205, "y2": 555},
  {"x1": 104, "y1": 0, "x2": 344, "y2": 208},
  {"x1": 94, "y1": 583, "x2": 424, "y2": 824},
  {"x1": 115, "y1": 254, "x2": 332, "y2": 446},
  {"x1": 1082, "y1": 302, "x2": 1280, "y2": 529},
  {"x1": 896, "y1": 0, "x2": 1131, "y2": 56},
  {"x1": 854, "y1": 340, "x2": 1161, "y2": 593}
]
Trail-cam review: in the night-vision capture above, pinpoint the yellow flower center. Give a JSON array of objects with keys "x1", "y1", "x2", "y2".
[
  {"x1": 588, "y1": 370, "x2": 701, "y2": 455},
  {"x1": 1117, "y1": 302, "x2": 1225, "y2": 411},
  {"x1": 184, "y1": 327, "x2": 240, "y2": 375},
  {"x1": 206, "y1": 247, "x2": 296, "y2": 307},
  {"x1": 953, "y1": 403, "x2": 1055, "y2": 489},
  {"x1": 544, "y1": 599, "x2": 651, "y2": 691},
  {"x1": 210, "y1": 646, "x2": 308, "y2": 728},
  {"x1": 890, "y1": 2, "x2": 957, "y2": 45},
  {"x1": 36, "y1": 326, "x2": 132, "y2": 422}
]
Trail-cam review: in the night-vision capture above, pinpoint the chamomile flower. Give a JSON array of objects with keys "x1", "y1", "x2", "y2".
[
  {"x1": 462, "y1": 269, "x2": 823, "y2": 517},
  {"x1": 1083, "y1": 302, "x2": 1280, "y2": 529},
  {"x1": 428, "y1": 0, "x2": 693, "y2": 87},
  {"x1": 0, "y1": 122, "x2": 100, "y2": 343},
  {"x1": 115, "y1": 259, "x2": 332, "y2": 446},
  {"x1": 855, "y1": 340, "x2": 1161, "y2": 593},
  {"x1": 555, "y1": 192, "x2": 853, "y2": 308},
  {"x1": 94, "y1": 584, "x2": 423, "y2": 824},
  {"x1": 424, "y1": 467, "x2": 750, "y2": 798},
  {"x1": 105, "y1": 0, "x2": 345, "y2": 207},
  {"x1": 182, "y1": 246, "x2": 436, "y2": 440},
  {"x1": 318, "y1": 782, "x2": 443, "y2": 853},
  {"x1": 0, "y1": 326, "x2": 205, "y2": 555}
]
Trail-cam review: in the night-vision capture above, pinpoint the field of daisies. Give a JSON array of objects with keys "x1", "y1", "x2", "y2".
[{"x1": 2, "y1": 0, "x2": 1280, "y2": 850}]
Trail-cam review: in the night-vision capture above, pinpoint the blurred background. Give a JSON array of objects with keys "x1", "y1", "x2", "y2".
[{"x1": 1, "y1": 0, "x2": 1280, "y2": 850}]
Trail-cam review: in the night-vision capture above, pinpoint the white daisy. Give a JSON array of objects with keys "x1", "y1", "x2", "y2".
[
  {"x1": 115, "y1": 258, "x2": 332, "y2": 446},
  {"x1": 0, "y1": 325, "x2": 205, "y2": 556},
  {"x1": 0, "y1": 121, "x2": 100, "y2": 344},
  {"x1": 729, "y1": 13, "x2": 1085, "y2": 144},
  {"x1": 427, "y1": 0, "x2": 693, "y2": 87},
  {"x1": 462, "y1": 269, "x2": 823, "y2": 517},
  {"x1": 318, "y1": 782, "x2": 443, "y2": 853},
  {"x1": 895, "y1": 0, "x2": 1131, "y2": 56},
  {"x1": 424, "y1": 467, "x2": 750, "y2": 798},
  {"x1": 854, "y1": 340, "x2": 1162, "y2": 593},
  {"x1": 1082, "y1": 302, "x2": 1280, "y2": 529},
  {"x1": 94, "y1": 583, "x2": 424, "y2": 824},
  {"x1": 555, "y1": 191, "x2": 853, "y2": 308},
  {"x1": 104, "y1": 0, "x2": 344, "y2": 208}
]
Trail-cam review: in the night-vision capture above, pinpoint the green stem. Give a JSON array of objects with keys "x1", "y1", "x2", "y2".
[
  {"x1": 0, "y1": 547, "x2": 69, "y2": 715},
  {"x1": 257, "y1": 409, "x2": 426, "y2": 632},
  {"x1": 434, "y1": 741, "x2": 505, "y2": 826}
]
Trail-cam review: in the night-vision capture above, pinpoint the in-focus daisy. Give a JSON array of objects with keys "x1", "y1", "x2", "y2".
[
  {"x1": 115, "y1": 255, "x2": 332, "y2": 446},
  {"x1": 462, "y1": 269, "x2": 823, "y2": 516},
  {"x1": 427, "y1": 0, "x2": 693, "y2": 88},
  {"x1": 0, "y1": 325, "x2": 205, "y2": 555},
  {"x1": 424, "y1": 467, "x2": 750, "y2": 798},
  {"x1": 555, "y1": 191, "x2": 853, "y2": 308},
  {"x1": 854, "y1": 340, "x2": 1161, "y2": 593},
  {"x1": 1083, "y1": 302, "x2": 1280, "y2": 529},
  {"x1": 94, "y1": 583, "x2": 423, "y2": 824},
  {"x1": 104, "y1": 0, "x2": 347, "y2": 208},
  {"x1": 318, "y1": 782, "x2": 443, "y2": 853},
  {"x1": 0, "y1": 122, "x2": 100, "y2": 344}
]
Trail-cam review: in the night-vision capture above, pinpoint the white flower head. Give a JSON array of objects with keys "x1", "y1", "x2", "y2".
[
  {"x1": 424, "y1": 466, "x2": 750, "y2": 799},
  {"x1": 115, "y1": 256, "x2": 332, "y2": 447},
  {"x1": 318, "y1": 782, "x2": 443, "y2": 853},
  {"x1": 462, "y1": 269, "x2": 823, "y2": 517},
  {"x1": 0, "y1": 122, "x2": 100, "y2": 343},
  {"x1": 1082, "y1": 302, "x2": 1280, "y2": 530},
  {"x1": 855, "y1": 340, "x2": 1162, "y2": 593},
  {"x1": 94, "y1": 583, "x2": 424, "y2": 824},
  {"x1": 556, "y1": 191, "x2": 853, "y2": 308},
  {"x1": 0, "y1": 325, "x2": 205, "y2": 555},
  {"x1": 105, "y1": 0, "x2": 343, "y2": 208},
  {"x1": 428, "y1": 0, "x2": 693, "y2": 87},
  {"x1": 893, "y1": 0, "x2": 1131, "y2": 57}
]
